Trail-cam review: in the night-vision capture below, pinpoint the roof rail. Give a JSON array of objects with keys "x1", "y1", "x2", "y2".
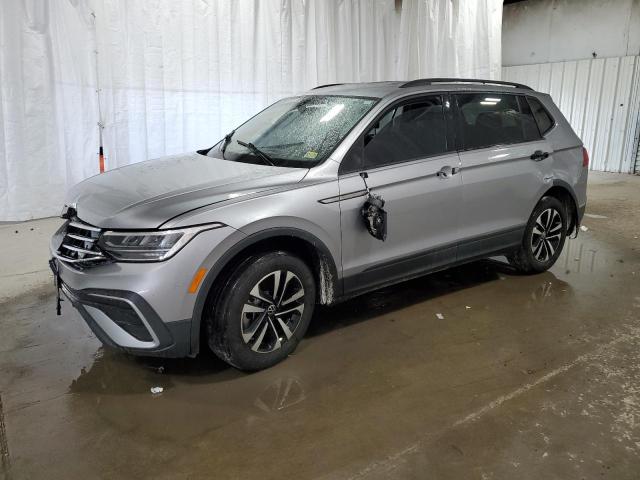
[
  {"x1": 399, "y1": 78, "x2": 533, "y2": 91},
  {"x1": 312, "y1": 83, "x2": 345, "y2": 90}
]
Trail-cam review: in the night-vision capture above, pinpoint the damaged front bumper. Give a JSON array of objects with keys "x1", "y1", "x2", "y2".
[
  {"x1": 48, "y1": 224, "x2": 239, "y2": 358},
  {"x1": 50, "y1": 258, "x2": 191, "y2": 357}
]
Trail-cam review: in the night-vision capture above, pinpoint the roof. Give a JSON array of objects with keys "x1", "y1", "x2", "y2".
[{"x1": 308, "y1": 79, "x2": 535, "y2": 99}]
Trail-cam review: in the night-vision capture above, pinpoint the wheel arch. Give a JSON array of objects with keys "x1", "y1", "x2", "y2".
[
  {"x1": 190, "y1": 227, "x2": 340, "y2": 356},
  {"x1": 541, "y1": 180, "x2": 580, "y2": 235}
]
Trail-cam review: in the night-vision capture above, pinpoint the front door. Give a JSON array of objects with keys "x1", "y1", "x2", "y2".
[{"x1": 338, "y1": 94, "x2": 462, "y2": 296}]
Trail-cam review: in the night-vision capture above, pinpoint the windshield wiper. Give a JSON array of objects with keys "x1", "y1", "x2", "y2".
[
  {"x1": 236, "y1": 140, "x2": 275, "y2": 166},
  {"x1": 260, "y1": 141, "x2": 304, "y2": 150},
  {"x1": 220, "y1": 129, "x2": 235, "y2": 158}
]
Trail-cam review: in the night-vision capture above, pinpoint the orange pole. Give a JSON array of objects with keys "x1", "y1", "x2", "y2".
[{"x1": 99, "y1": 146, "x2": 105, "y2": 173}]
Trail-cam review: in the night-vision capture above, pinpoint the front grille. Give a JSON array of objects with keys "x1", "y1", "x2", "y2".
[{"x1": 56, "y1": 219, "x2": 108, "y2": 266}]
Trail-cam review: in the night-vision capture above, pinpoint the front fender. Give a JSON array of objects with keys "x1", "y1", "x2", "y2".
[{"x1": 189, "y1": 226, "x2": 341, "y2": 357}]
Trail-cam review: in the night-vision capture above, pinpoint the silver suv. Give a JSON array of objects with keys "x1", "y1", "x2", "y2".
[{"x1": 50, "y1": 79, "x2": 588, "y2": 370}]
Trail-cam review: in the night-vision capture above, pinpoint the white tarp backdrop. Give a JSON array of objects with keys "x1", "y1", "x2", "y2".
[
  {"x1": 397, "y1": 0, "x2": 502, "y2": 80},
  {"x1": 0, "y1": 0, "x2": 503, "y2": 221},
  {"x1": 0, "y1": 0, "x2": 99, "y2": 221}
]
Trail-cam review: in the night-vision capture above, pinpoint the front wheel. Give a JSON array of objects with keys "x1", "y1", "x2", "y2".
[
  {"x1": 509, "y1": 196, "x2": 568, "y2": 274},
  {"x1": 207, "y1": 251, "x2": 316, "y2": 371}
]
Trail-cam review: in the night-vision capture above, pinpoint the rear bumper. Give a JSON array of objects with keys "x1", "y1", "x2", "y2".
[{"x1": 59, "y1": 277, "x2": 191, "y2": 358}]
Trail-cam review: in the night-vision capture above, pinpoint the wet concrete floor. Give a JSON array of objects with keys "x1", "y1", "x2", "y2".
[{"x1": 1, "y1": 174, "x2": 640, "y2": 479}]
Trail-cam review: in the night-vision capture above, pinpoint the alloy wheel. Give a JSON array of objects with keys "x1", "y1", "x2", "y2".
[
  {"x1": 531, "y1": 207, "x2": 563, "y2": 262},
  {"x1": 241, "y1": 270, "x2": 306, "y2": 353}
]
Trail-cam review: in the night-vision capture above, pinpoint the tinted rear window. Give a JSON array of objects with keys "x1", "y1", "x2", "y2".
[{"x1": 455, "y1": 93, "x2": 541, "y2": 150}]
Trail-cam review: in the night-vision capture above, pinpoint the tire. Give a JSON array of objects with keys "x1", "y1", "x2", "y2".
[
  {"x1": 207, "y1": 251, "x2": 316, "y2": 371},
  {"x1": 509, "y1": 196, "x2": 568, "y2": 274}
]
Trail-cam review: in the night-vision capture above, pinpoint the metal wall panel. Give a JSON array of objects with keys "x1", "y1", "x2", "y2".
[
  {"x1": 503, "y1": 56, "x2": 640, "y2": 173},
  {"x1": 636, "y1": 133, "x2": 640, "y2": 173}
]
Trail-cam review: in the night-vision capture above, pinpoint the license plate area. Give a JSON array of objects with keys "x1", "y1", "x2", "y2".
[
  {"x1": 49, "y1": 258, "x2": 64, "y2": 315},
  {"x1": 49, "y1": 258, "x2": 59, "y2": 286}
]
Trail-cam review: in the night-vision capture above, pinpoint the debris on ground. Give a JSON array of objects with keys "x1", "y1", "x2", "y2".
[
  {"x1": 584, "y1": 213, "x2": 607, "y2": 219},
  {"x1": 465, "y1": 306, "x2": 471, "y2": 309},
  {"x1": 150, "y1": 386, "x2": 164, "y2": 395},
  {"x1": 580, "y1": 225, "x2": 589, "y2": 232},
  {"x1": 436, "y1": 313, "x2": 444, "y2": 320},
  {"x1": 157, "y1": 366, "x2": 165, "y2": 374}
]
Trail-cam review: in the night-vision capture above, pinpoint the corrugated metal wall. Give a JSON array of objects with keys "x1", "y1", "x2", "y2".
[
  {"x1": 503, "y1": 56, "x2": 640, "y2": 173},
  {"x1": 635, "y1": 111, "x2": 640, "y2": 174}
]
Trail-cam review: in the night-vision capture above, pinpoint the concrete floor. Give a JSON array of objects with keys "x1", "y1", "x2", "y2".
[{"x1": 1, "y1": 172, "x2": 639, "y2": 480}]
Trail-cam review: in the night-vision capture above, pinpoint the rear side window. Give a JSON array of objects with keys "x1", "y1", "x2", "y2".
[
  {"x1": 527, "y1": 96, "x2": 554, "y2": 135},
  {"x1": 363, "y1": 95, "x2": 447, "y2": 168},
  {"x1": 455, "y1": 93, "x2": 541, "y2": 150}
]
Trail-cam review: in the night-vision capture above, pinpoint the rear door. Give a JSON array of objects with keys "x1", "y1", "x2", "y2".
[
  {"x1": 337, "y1": 94, "x2": 462, "y2": 295},
  {"x1": 454, "y1": 92, "x2": 554, "y2": 259}
]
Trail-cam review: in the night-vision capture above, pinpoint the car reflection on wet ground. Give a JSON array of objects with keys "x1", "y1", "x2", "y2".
[{"x1": 2, "y1": 212, "x2": 640, "y2": 479}]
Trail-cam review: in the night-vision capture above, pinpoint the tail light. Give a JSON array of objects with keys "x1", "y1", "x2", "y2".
[{"x1": 582, "y1": 147, "x2": 589, "y2": 168}]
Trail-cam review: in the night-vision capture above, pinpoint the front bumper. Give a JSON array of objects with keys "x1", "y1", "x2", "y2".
[
  {"x1": 50, "y1": 225, "x2": 243, "y2": 358},
  {"x1": 57, "y1": 276, "x2": 191, "y2": 357}
]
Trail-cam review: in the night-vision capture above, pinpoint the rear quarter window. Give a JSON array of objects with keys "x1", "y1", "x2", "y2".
[{"x1": 527, "y1": 96, "x2": 555, "y2": 135}]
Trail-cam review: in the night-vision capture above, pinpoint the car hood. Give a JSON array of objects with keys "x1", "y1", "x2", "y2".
[{"x1": 66, "y1": 152, "x2": 308, "y2": 229}]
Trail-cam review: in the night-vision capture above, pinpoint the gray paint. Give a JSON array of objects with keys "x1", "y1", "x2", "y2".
[
  {"x1": 52, "y1": 80, "x2": 588, "y2": 358},
  {"x1": 339, "y1": 151, "x2": 462, "y2": 286},
  {"x1": 66, "y1": 153, "x2": 308, "y2": 229}
]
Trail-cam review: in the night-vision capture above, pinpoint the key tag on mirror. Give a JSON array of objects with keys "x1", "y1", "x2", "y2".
[{"x1": 359, "y1": 172, "x2": 387, "y2": 241}]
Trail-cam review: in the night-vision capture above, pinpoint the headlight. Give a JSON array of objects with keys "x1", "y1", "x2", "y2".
[{"x1": 98, "y1": 223, "x2": 225, "y2": 262}]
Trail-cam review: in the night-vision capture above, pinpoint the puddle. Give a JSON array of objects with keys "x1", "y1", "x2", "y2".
[{"x1": 1, "y1": 232, "x2": 638, "y2": 479}]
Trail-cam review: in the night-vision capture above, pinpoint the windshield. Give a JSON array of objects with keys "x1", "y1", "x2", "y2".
[{"x1": 207, "y1": 95, "x2": 377, "y2": 167}]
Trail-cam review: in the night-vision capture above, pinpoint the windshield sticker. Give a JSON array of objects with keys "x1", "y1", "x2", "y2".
[{"x1": 304, "y1": 151, "x2": 318, "y2": 159}]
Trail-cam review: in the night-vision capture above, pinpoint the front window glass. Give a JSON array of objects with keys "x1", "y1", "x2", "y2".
[
  {"x1": 363, "y1": 95, "x2": 446, "y2": 168},
  {"x1": 208, "y1": 95, "x2": 377, "y2": 167}
]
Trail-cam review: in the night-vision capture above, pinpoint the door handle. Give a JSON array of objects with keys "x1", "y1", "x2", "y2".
[
  {"x1": 530, "y1": 150, "x2": 550, "y2": 161},
  {"x1": 436, "y1": 166, "x2": 459, "y2": 179}
]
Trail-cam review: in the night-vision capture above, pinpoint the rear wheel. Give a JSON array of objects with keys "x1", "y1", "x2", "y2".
[
  {"x1": 207, "y1": 251, "x2": 316, "y2": 371},
  {"x1": 509, "y1": 196, "x2": 567, "y2": 274}
]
